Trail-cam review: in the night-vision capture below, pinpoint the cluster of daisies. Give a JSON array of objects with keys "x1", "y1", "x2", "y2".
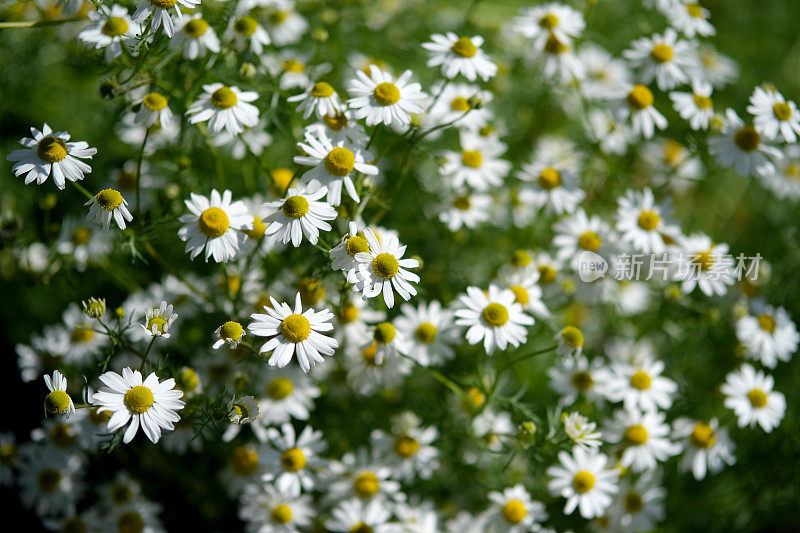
[{"x1": 3, "y1": 0, "x2": 799, "y2": 531}]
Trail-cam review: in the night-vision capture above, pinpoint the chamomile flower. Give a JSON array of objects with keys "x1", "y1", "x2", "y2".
[
  {"x1": 615, "y1": 188, "x2": 680, "y2": 254},
  {"x1": 170, "y1": 13, "x2": 220, "y2": 59},
  {"x1": 326, "y1": 498, "x2": 394, "y2": 533},
  {"x1": 694, "y1": 44, "x2": 738, "y2": 88},
  {"x1": 18, "y1": 444, "x2": 84, "y2": 518},
  {"x1": 666, "y1": 0, "x2": 716, "y2": 37},
  {"x1": 618, "y1": 84, "x2": 668, "y2": 139},
  {"x1": 287, "y1": 81, "x2": 343, "y2": 119},
  {"x1": 438, "y1": 190, "x2": 493, "y2": 231},
  {"x1": 264, "y1": 5, "x2": 309, "y2": 46},
  {"x1": 16, "y1": 326, "x2": 70, "y2": 383},
  {"x1": 238, "y1": 484, "x2": 314, "y2": 533},
  {"x1": 92, "y1": 367, "x2": 185, "y2": 443},
  {"x1": 623, "y1": 29, "x2": 695, "y2": 90},
  {"x1": 670, "y1": 81, "x2": 715, "y2": 130},
  {"x1": 553, "y1": 209, "x2": 614, "y2": 270},
  {"x1": 139, "y1": 301, "x2": 178, "y2": 339},
  {"x1": 578, "y1": 45, "x2": 631, "y2": 101},
  {"x1": 351, "y1": 228, "x2": 420, "y2": 309},
  {"x1": 62, "y1": 302, "x2": 109, "y2": 364},
  {"x1": 511, "y1": 3, "x2": 585, "y2": 50},
  {"x1": 371, "y1": 417, "x2": 440, "y2": 481},
  {"x1": 747, "y1": 86, "x2": 800, "y2": 143},
  {"x1": 78, "y1": 5, "x2": 140, "y2": 63},
  {"x1": 673, "y1": 417, "x2": 736, "y2": 480},
  {"x1": 228, "y1": 395, "x2": 259, "y2": 424},
  {"x1": 263, "y1": 423, "x2": 326, "y2": 496},
  {"x1": 497, "y1": 267, "x2": 551, "y2": 318},
  {"x1": 721, "y1": 364, "x2": 786, "y2": 432},
  {"x1": 454, "y1": 285, "x2": 534, "y2": 355},
  {"x1": 0, "y1": 432, "x2": 17, "y2": 485},
  {"x1": 333, "y1": 294, "x2": 386, "y2": 348},
  {"x1": 305, "y1": 109, "x2": 369, "y2": 146},
  {"x1": 260, "y1": 368, "x2": 320, "y2": 425},
  {"x1": 471, "y1": 409, "x2": 515, "y2": 454},
  {"x1": 8, "y1": 123, "x2": 97, "y2": 190},
  {"x1": 546, "y1": 446, "x2": 619, "y2": 519},
  {"x1": 517, "y1": 154, "x2": 585, "y2": 216},
  {"x1": 440, "y1": 131, "x2": 512, "y2": 191},
  {"x1": 84, "y1": 188, "x2": 133, "y2": 230},
  {"x1": 605, "y1": 409, "x2": 679, "y2": 472},
  {"x1": 483, "y1": 485, "x2": 547, "y2": 533},
  {"x1": 132, "y1": 0, "x2": 201, "y2": 38},
  {"x1": 709, "y1": 108, "x2": 782, "y2": 177},
  {"x1": 56, "y1": 219, "x2": 113, "y2": 271},
  {"x1": 135, "y1": 92, "x2": 173, "y2": 129},
  {"x1": 347, "y1": 64, "x2": 428, "y2": 127},
  {"x1": 585, "y1": 108, "x2": 633, "y2": 155},
  {"x1": 43, "y1": 370, "x2": 76, "y2": 419},
  {"x1": 225, "y1": 15, "x2": 271, "y2": 54},
  {"x1": 563, "y1": 412, "x2": 602, "y2": 448},
  {"x1": 761, "y1": 145, "x2": 800, "y2": 200},
  {"x1": 605, "y1": 358, "x2": 677, "y2": 412},
  {"x1": 422, "y1": 33, "x2": 497, "y2": 82},
  {"x1": 213, "y1": 320, "x2": 246, "y2": 349},
  {"x1": 262, "y1": 182, "x2": 338, "y2": 246},
  {"x1": 394, "y1": 300, "x2": 458, "y2": 366},
  {"x1": 221, "y1": 444, "x2": 270, "y2": 495},
  {"x1": 607, "y1": 472, "x2": 666, "y2": 531},
  {"x1": 186, "y1": 83, "x2": 260, "y2": 136},
  {"x1": 360, "y1": 321, "x2": 404, "y2": 366},
  {"x1": 736, "y1": 305, "x2": 799, "y2": 368},
  {"x1": 671, "y1": 233, "x2": 735, "y2": 296},
  {"x1": 294, "y1": 130, "x2": 378, "y2": 205},
  {"x1": 548, "y1": 354, "x2": 609, "y2": 406},
  {"x1": 555, "y1": 325, "x2": 586, "y2": 357},
  {"x1": 426, "y1": 83, "x2": 493, "y2": 132},
  {"x1": 179, "y1": 189, "x2": 252, "y2": 262},
  {"x1": 248, "y1": 292, "x2": 338, "y2": 372}
]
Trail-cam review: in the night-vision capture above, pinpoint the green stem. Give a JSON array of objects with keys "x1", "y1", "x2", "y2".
[
  {"x1": 140, "y1": 337, "x2": 157, "y2": 372},
  {"x1": 0, "y1": 18, "x2": 84, "y2": 29},
  {"x1": 72, "y1": 181, "x2": 94, "y2": 200},
  {"x1": 135, "y1": 129, "x2": 150, "y2": 226}
]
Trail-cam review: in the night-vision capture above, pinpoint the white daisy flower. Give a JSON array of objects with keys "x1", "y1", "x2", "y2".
[
  {"x1": 483, "y1": 484, "x2": 548, "y2": 532},
  {"x1": 259, "y1": 368, "x2": 320, "y2": 425},
  {"x1": 333, "y1": 294, "x2": 386, "y2": 348},
  {"x1": 371, "y1": 418, "x2": 439, "y2": 481},
  {"x1": 7, "y1": 123, "x2": 97, "y2": 190},
  {"x1": 263, "y1": 422, "x2": 326, "y2": 496},
  {"x1": 263, "y1": 6, "x2": 309, "y2": 46},
  {"x1": 43, "y1": 370, "x2": 76, "y2": 419},
  {"x1": 362, "y1": 321, "x2": 404, "y2": 366},
  {"x1": 347, "y1": 64, "x2": 428, "y2": 127},
  {"x1": 617, "y1": 84, "x2": 668, "y2": 139},
  {"x1": 18, "y1": 444, "x2": 84, "y2": 518},
  {"x1": 437, "y1": 190, "x2": 493, "y2": 231},
  {"x1": 669, "y1": 81, "x2": 715, "y2": 130},
  {"x1": 553, "y1": 209, "x2": 614, "y2": 271},
  {"x1": 605, "y1": 358, "x2": 677, "y2": 413},
  {"x1": 623, "y1": 28, "x2": 695, "y2": 90},
  {"x1": 615, "y1": 188, "x2": 680, "y2": 254},
  {"x1": 440, "y1": 131, "x2": 511, "y2": 191},
  {"x1": 92, "y1": 367, "x2": 185, "y2": 443},
  {"x1": 220, "y1": 444, "x2": 270, "y2": 496},
  {"x1": 471, "y1": 408, "x2": 515, "y2": 454},
  {"x1": 394, "y1": 300, "x2": 459, "y2": 366},
  {"x1": 670, "y1": 233, "x2": 735, "y2": 297},
  {"x1": 346, "y1": 338, "x2": 414, "y2": 396},
  {"x1": 287, "y1": 81, "x2": 343, "y2": 119},
  {"x1": 238, "y1": 484, "x2": 314, "y2": 533},
  {"x1": 330, "y1": 221, "x2": 371, "y2": 283},
  {"x1": 140, "y1": 301, "x2": 178, "y2": 338},
  {"x1": 454, "y1": 285, "x2": 534, "y2": 355},
  {"x1": 178, "y1": 189, "x2": 253, "y2": 263},
  {"x1": 304, "y1": 109, "x2": 369, "y2": 147},
  {"x1": 747, "y1": 86, "x2": 800, "y2": 143},
  {"x1": 517, "y1": 157, "x2": 584, "y2": 216},
  {"x1": 262, "y1": 181, "x2": 338, "y2": 246},
  {"x1": 736, "y1": 305, "x2": 799, "y2": 368},
  {"x1": 546, "y1": 446, "x2": 619, "y2": 519},
  {"x1": 422, "y1": 33, "x2": 497, "y2": 82},
  {"x1": 135, "y1": 91, "x2": 173, "y2": 129},
  {"x1": 585, "y1": 108, "x2": 633, "y2": 155},
  {"x1": 84, "y1": 188, "x2": 134, "y2": 231},
  {"x1": 225, "y1": 15, "x2": 271, "y2": 54},
  {"x1": 761, "y1": 145, "x2": 800, "y2": 200},
  {"x1": 294, "y1": 130, "x2": 378, "y2": 205},
  {"x1": 227, "y1": 394, "x2": 259, "y2": 424},
  {"x1": 62, "y1": 302, "x2": 109, "y2": 364},
  {"x1": 170, "y1": 13, "x2": 220, "y2": 59},
  {"x1": 578, "y1": 45, "x2": 631, "y2": 101},
  {"x1": 326, "y1": 449, "x2": 404, "y2": 503},
  {"x1": 426, "y1": 82, "x2": 494, "y2": 132},
  {"x1": 673, "y1": 417, "x2": 736, "y2": 480},
  {"x1": 563, "y1": 412, "x2": 602, "y2": 448},
  {"x1": 351, "y1": 228, "x2": 420, "y2": 309},
  {"x1": 496, "y1": 264, "x2": 551, "y2": 319},
  {"x1": 709, "y1": 108, "x2": 782, "y2": 177},
  {"x1": 212, "y1": 320, "x2": 246, "y2": 350},
  {"x1": 77, "y1": 5, "x2": 141, "y2": 63},
  {"x1": 607, "y1": 472, "x2": 666, "y2": 531},
  {"x1": 693, "y1": 44, "x2": 738, "y2": 88},
  {"x1": 721, "y1": 364, "x2": 786, "y2": 432},
  {"x1": 555, "y1": 325, "x2": 586, "y2": 357},
  {"x1": 248, "y1": 292, "x2": 339, "y2": 372},
  {"x1": 327, "y1": 498, "x2": 394, "y2": 533},
  {"x1": 511, "y1": 3, "x2": 585, "y2": 50},
  {"x1": 665, "y1": 0, "x2": 716, "y2": 38},
  {"x1": 548, "y1": 354, "x2": 609, "y2": 406},
  {"x1": 132, "y1": 0, "x2": 201, "y2": 38},
  {"x1": 186, "y1": 83, "x2": 260, "y2": 136},
  {"x1": 605, "y1": 409, "x2": 680, "y2": 472}
]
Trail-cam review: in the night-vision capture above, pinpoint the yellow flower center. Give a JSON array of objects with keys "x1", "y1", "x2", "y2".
[
  {"x1": 271, "y1": 168, "x2": 294, "y2": 194},
  {"x1": 323, "y1": 112, "x2": 349, "y2": 131},
  {"x1": 482, "y1": 303, "x2": 509, "y2": 327},
  {"x1": 502, "y1": 500, "x2": 528, "y2": 525},
  {"x1": 650, "y1": 43, "x2": 674, "y2": 63},
  {"x1": 211, "y1": 87, "x2": 238, "y2": 109},
  {"x1": 231, "y1": 446, "x2": 259, "y2": 475},
  {"x1": 354, "y1": 471, "x2": 380, "y2": 498},
  {"x1": 511, "y1": 249, "x2": 533, "y2": 267},
  {"x1": 453, "y1": 195, "x2": 471, "y2": 210},
  {"x1": 451, "y1": 36, "x2": 477, "y2": 58},
  {"x1": 538, "y1": 265, "x2": 557, "y2": 284},
  {"x1": 268, "y1": 377, "x2": 294, "y2": 400},
  {"x1": 773, "y1": 102, "x2": 792, "y2": 121},
  {"x1": 572, "y1": 470, "x2": 595, "y2": 493},
  {"x1": 71, "y1": 326, "x2": 94, "y2": 343},
  {"x1": 270, "y1": 9, "x2": 289, "y2": 23},
  {"x1": 37, "y1": 136, "x2": 68, "y2": 163},
  {"x1": 234, "y1": 16, "x2": 258, "y2": 37},
  {"x1": 693, "y1": 93, "x2": 713, "y2": 109},
  {"x1": 45, "y1": 390, "x2": 71, "y2": 414},
  {"x1": 339, "y1": 301, "x2": 359, "y2": 323},
  {"x1": 362, "y1": 341, "x2": 379, "y2": 366},
  {"x1": 637, "y1": 210, "x2": 660, "y2": 231},
  {"x1": 283, "y1": 58, "x2": 305, "y2": 72},
  {"x1": 561, "y1": 326, "x2": 584, "y2": 347},
  {"x1": 373, "y1": 82, "x2": 401, "y2": 106},
  {"x1": 747, "y1": 388, "x2": 768, "y2": 408},
  {"x1": 220, "y1": 321, "x2": 243, "y2": 341},
  {"x1": 124, "y1": 386, "x2": 154, "y2": 414},
  {"x1": 414, "y1": 322, "x2": 438, "y2": 343},
  {"x1": 627, "y1": 84, "x2": 654, "y2": 110},
  {"x1": 571, "y1": 371, "x2": 594, "y2": 391},
  {"x1": 198, "y1": 207, "x2": 230, "y2": 238},
  {"x1": 143, "y1": 92, "x2": 168, "y2": 111},
  {"x1": 690, "y1": 423, "x2": 716, "y2": 448},
  {"x1": 281, "y1": 447, "x2": 307, "y2": 471},
  {"x1": 786, "y1": 162, "x2": 800, "y2": 179},
  {"x1": 184, "y1": 18, "x2": 209, "y2": 37},
  {"x1": 734, "y1": 126, "x2": 760, "y2": 152},
  {"x1": 625, "y1": 424, "x2": 649, "y2": 445},
  {"x1": 509, "y1": 285, "x2": 529, "y2": 305},
  {"x1": 97, "y1": 188, "x2": 124, "y2": 210},
  {"x1": 117, "y1": 511, "x2": 145, "y2": 533},
  {"x1": 686, "y1": 3, "x2": 703, "y2": 17},
  {"x1": 37, "y1": 469, "x2": 62, "y2": 493},
  {"x1": 578, "y1": 231, "x2": 602, "y2": 251},
  {"x1": 71, "y1": 226, "x2": 92, "y2": 245},
  {"x1": 298, "y1": 277, "x2": 326, "y2": 305},
  {"x1": 693, "y1": 250, "x2": 715, "y2": 271},
  {"x1": 624, "y1": 492, "x2": 644, "y2": 513},
  {"x1": 282, "y1": 195, "x2": 309, "y2": 219},
  {"x1": 280, "y1": 314, "x2": 311, "y2": 343},
  {"x1": 178, "y1": 367, "x2": 199, "y2": 392},
  {"x1": 271, "y1": 504, "x2": 292, "y2": 524},
  {"x1": 49, "y1": 424, "x2": 76, "y2": 448},
  {"x1": 102, "y1": 16, "x2": 129, "y2": 37},
  {"x1": 758, "y1": 313, "x2": 776, "y2": 333},
  {"x1": 89, "y1": 406, "x2": 111, "y2": 424},
  {"x1": 350, "y1": 523, "x2": 374, "y2": 533},
  {"x1": 461, "y1": 150, "x2": 483, "y2": 168},
  {"x1": 346, "y1": 235, "x2": 370, "y2": 256},
  {"x1": 374, "y1": 322, "x2": 396, "y2": 344},
  {"x1": 539, "y1": 13, "x2": 559, "y2": 28},
  {"x1": 372, "y1": 253, "x2": 399, "y2": 279},
  {"x1": 450, "y1": 96, "x2": 470, "y2": 111},
  {"x1": 310, "y1": 81, "x2": 335, "y2": 98},
  {"x1": 324, "y1": 147, "x2": 356, "y2": 177},
  {"x1": 150, "y1": 0, "x2": 177, "y2": 8},
  {"x1": 394, "y1": 435, "x2": 420, "y2": 458},
  {"x1": 630, "y1": 370, "x2": 652, "y2": 390},
  {"x1": 244, "y1": 215, "x2": 267, "y2": 240},
  {"x1": 538, "y1": 167, "x2": 562, "y2": 190},
  {"x1": 0, "y1": 443, "x2": 16, "y2": 464},
  {"x1": 544, "y1": 33, "x2": 568, "y2": 54}
]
